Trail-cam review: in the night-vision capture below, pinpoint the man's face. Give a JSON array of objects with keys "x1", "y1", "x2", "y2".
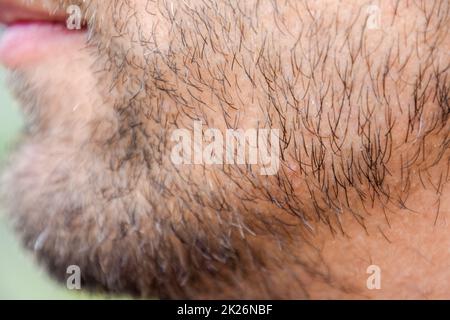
[{"x1": 0, "y1": 0, "x2": 449, "y2": 298}]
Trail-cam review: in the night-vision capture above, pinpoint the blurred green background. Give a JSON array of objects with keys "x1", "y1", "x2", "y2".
[{"x1": 0, "y1": 68, "x2": 100, "y2": 300}]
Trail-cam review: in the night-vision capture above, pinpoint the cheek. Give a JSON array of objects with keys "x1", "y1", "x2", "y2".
[{"x1": 91, "y1": 0, "x2": 171, "y2": 58}]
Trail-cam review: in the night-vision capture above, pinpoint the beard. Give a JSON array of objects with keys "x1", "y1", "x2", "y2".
[{"x1": 1, "y1": 0, "x2": 449, "y2": 298}]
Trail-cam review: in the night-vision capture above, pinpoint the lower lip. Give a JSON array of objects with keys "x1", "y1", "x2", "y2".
[{"x1": 0, "y1": 22, "x2": 86, "y2": 69}]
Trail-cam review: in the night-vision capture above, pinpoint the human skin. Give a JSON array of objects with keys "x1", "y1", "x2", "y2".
[{"x1": 0, "y1": 0, "x2": 449, "y2": 299}]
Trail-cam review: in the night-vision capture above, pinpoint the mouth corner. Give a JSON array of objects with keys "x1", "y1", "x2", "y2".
[
  {"x1": 0, "y1": 0, "x2": 88, "y2": 29},
  {"x1": 0, "y1": 1, "x2": 88, "y2": 68}
]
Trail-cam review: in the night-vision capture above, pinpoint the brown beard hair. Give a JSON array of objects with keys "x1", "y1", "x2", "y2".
[{"x1": 1, "y1": 0, "x2": 449, "y2": 298}]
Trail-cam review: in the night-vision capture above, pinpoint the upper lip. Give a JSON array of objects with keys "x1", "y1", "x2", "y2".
[{"x1": 0, "y1": 0, "x2": 68, "y2": 26}]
